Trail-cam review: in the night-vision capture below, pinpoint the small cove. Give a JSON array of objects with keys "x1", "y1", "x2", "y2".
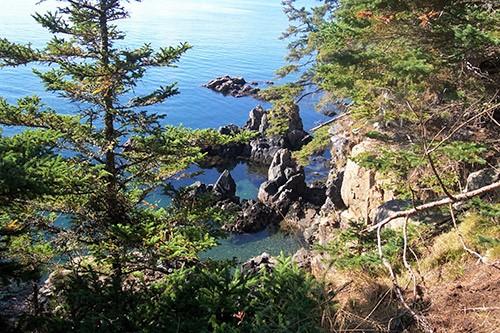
[{"x1": 0, "y1": 0, "x2": 329, "y2": 261}]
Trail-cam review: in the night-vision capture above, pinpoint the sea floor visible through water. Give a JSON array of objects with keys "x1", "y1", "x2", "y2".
[{"x1": 0, "y1": 0, "x2": 330, "y2": 261}]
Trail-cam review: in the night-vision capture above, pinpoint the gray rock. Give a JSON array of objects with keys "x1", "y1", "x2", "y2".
[
  {"x1": 184, "y1": 181, "x2": 208, "y2": 201},
  {"x1": 372, "y1": 199, "x2": 450, "y2": 229},
  {"x1": 292, "y1": 248, "x2": 312, "y2": 269},
  {"x1": 259, "y1": 112, "x2": 269, "y2": 134},
  {"x1": 244, "y1": 105, "x2": 266, "y2": 131},
  {"x1": 213, "y1": 170, "x2": 236, "y2": 199},
  {"x1": 242, "y1": 252, "x2": 276, "y2": 273},
  {"x1": 465, "y1": 167, "x2": 499, "y2": 192},
  {"x1": 340, "y1": 140, "x2": 394, "y2": 224},
  {"x1": 218, "y1": 124, "x2": 240, "y2": 135},
  {"x1": 203, "y1": 76, "x2": 260, "y2": 98},
  {"x1": 322, "y1": 170, "x2": 346, "y2": 211},
  {"x1": 286, "y1": 129, "x2": 310, "y2": 150},
  {"x1": 249, "y1": 136, "x2": 285, "y2": 165},
  {"x1": 225, "y1": 200, "x2": 279, "y2": 233},
  {"x1": 258, "y1": 149, "x2": 307, "y2": 214}
]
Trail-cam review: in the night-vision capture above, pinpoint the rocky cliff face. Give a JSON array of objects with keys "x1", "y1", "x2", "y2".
[{"x1": 339, "y1": 139, "x2": 394, "y2": 225}]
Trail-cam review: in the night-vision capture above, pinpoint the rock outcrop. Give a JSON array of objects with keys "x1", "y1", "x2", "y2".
[
  {"x1": 258, "y1": 149, "x2": 307, "y2": 214},
  {"x1": 464, "y1": 167, "x2": 499, "y2": 192},
  {"x1": 340, "y1": 139, "x2": 394, "y2": 225},
  {"x1": 244, "y1": 105, "x2": 266, "y2": 131},
  {"x1": 225, "y1": 200, "x2": 279, "y2": 233},
  {"x1": 249, "y1": 136, "x2": 286, "y2": 165},
  {"x1": 244, "y1": 104, "x2": 310, "y2": 165},
  {"x1": 372, "y1": 199, "x2": 451, "y2": 229},
  {"x1": 203, "y1": 76, "x2": 260, "y2": 98},
  {"x1": 213, "y1": 169, "x2": 237, "y2": 199}
]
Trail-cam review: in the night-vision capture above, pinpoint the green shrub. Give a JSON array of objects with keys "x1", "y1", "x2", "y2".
[{"x1": 33, "y1": 256, "x2": 329, "y2": 333}]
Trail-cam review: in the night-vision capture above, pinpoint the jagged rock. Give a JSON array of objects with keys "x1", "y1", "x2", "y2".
[
  {"x1": 249, "y1": 136, "x2": 286, "y2": 165},
  {"x1": 322, "y1": 170, "x2": 346, "y2": 211},
  {"x1": 242, "y1": 252, "x2": 276, "y2": 273},
  {"x1": 281, "y1": 201, "x2": 318, "y2": 235},
  {"x1": 244, "y1": 105, "x2": 266, "y2": 131},
  {"x1": 203, "y1": 75, "x2": 260, "y2": 98},
  {"x1": 286, "y1": 129, "x2": 310, "y2": 150},
  {"x1": 225, "y1": 200, "x2": 279, "y2": 233},
  {"x1": 273, "y1": 102, "x2": 304, "y2": 132},
  {"x1": 329, "y1": 123, "x2": 353, "y2": 173},
  {"x1": 304, "y1": 214, "x2": 338, "y2": 245},
  {"x1": 305, "y1": 183, "x2": 327, "y2": 207},
  {"x1": 183, "y1": 181, "x2": 208, "y2": 201},
  {"x1": 258, "y1": 149, "x2": 307, "y2": 214},
  {"x1": 464, "y1": 167, "x2": 499, "y2": 192},
  {"x1": 218, "y1": 124, "x2": 240, "y2": 135},
  {"x1": 340, "y1": 139, "x2": 394, "y2": 224},
  {"x1": 259, "y1": 112, "x2": 269, "y2": 134},
  {"x1": 213, "y1": 170, "x2": 237, "y2": 199}
]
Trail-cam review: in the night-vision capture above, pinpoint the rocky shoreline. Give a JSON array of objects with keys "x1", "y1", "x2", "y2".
[{"x1": 193, "y1": 92, "x2": 500, "y2": 275}]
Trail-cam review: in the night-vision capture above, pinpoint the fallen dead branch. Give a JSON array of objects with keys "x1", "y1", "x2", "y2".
[
  {"x1": 365, "y1": 180, "x2": 500, "y2": 233},
  {"x1": 310, "y1": 112, "x2": 351, "y2": 132}
]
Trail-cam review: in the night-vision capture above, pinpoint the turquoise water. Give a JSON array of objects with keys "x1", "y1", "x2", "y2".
[{"x1": 0, "y1": 0, "x2": 323, "y2": 259}]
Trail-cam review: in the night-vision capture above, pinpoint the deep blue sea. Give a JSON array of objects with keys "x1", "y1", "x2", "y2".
[{"x1": 0, "y1": 0, "x2": 326, "y2": 260}]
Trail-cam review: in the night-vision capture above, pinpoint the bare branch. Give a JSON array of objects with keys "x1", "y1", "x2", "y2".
[{"x1": 366, "y1": 180, "x2": 500, "y2": 233}]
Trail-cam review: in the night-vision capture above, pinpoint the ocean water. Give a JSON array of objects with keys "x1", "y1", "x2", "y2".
[{"x1": 0, "y1": 0, "x2": 326, "y2": 260}]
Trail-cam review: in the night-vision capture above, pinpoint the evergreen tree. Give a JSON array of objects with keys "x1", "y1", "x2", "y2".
[
  {"x1": 0, "y1": 2, "x2": 330, "y2": 331},
  {"x1": 278, "y1": 0, "x2": 499, "y2": 198},
  {"x1": 0, "y1": 0, "x2": 216, "y2": 321}
]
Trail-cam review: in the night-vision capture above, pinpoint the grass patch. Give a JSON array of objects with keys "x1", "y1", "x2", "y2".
[
  {"x1": 424, "y1": 211, "x2": 500, "y2": 270},
  {"x1": 293, "y1": 126, "x2": 331, "y2": 166}
]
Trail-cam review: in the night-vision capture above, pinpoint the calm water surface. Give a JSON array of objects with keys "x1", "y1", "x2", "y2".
[{"x1": 0, "y1": 0, "x2": 324, "y2": 261}]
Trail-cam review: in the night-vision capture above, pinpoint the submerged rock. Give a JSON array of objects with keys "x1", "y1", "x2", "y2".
[{"x1": 203, "y1": 75, "x2": 260, "y2": 98}]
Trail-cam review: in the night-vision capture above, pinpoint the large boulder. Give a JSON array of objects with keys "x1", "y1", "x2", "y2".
[
  {"x1": 464, "y1": 167, "x2": 499, "y2": 192},
  {"x1": 213, "y1": 170, "x2": 237, "y2": 199},
  {"x1": 225, "y1": 200, "x2": 279, "y2": 233},
  {"x1": 218, "y1": 124, "x2": 240, "y2": 135},
  {"x1": 319, "y1": 122, "x2": 353, "y2": 214},
  {"x1": 372, "y1": 199, "x2": 450, "y2": 229},
  {"x1": 244, "y1": 105, "x2": 266, "y2": 131},
  {"x1": 281, "y1": 102, "x2": 304, "y2": 132},
  {"x1": 340, "y1": 139, "x2": 394, "y2": 224},
  {"x1": 249, "y1": 136, "x2": 286, "y2": 165},
  {"x1": 258, "y1": 149, "x2": 307, "y2": 214},
  {"x1": 286, "y1": 129, "x2": 311, "y2": 150},
  {"x1": 322, "y1": 170, "x2": 345, "y2": 211},
  {"x1": 280, "y1": 201, "x2": 318, "y2": 236}
]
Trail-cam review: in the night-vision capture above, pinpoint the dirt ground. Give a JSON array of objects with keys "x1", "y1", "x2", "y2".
[{"x1": 424, "y1": 262, "x2": 500, "y2": 333}]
